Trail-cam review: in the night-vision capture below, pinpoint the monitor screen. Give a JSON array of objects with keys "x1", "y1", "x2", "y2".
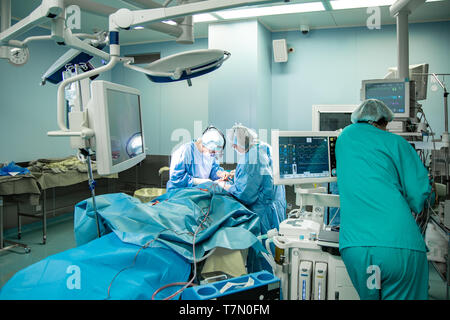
[
  {"x1": 279, "y1": 136, "x2": 330, "y2": 179},
  {"x1": 365, "y1": 81, "x2": 406, "y2": 114},
  {"x1": 320, "y1": 113, "x2": 352, "y2": 131},
  {"x1": 362, "y1": 79, "x2": 410, "y2": 118},
  {"x1": 106, "y1": 88, "x2": 144, "y2": 165},
  {"x1": 312, "y1": 105, "x2": 357, "y2": 131},
  {"x1": 88, "y1": 80, "x2": 146, "y2": 175},
  {"x1": 272, "y1": 131, "x2": 338, "y2": 185},
  {"x1": 385, "y1": 63, "x2": 428, "y2": 101}
]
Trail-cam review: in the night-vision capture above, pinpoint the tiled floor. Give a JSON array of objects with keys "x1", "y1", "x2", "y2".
[
  {"x1": 0, "y1": 213, "x2": 76, "y2": 288},
  {"x1": 0, "y1": 214, "x2": 448, "y2": 300}
]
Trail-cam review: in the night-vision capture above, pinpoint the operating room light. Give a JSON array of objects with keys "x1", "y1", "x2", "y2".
[
  {"x1": 330, "y1": 0, "x2": 395, "y2": 10},
  {"x1": 162, "y1": 20, "x2": 177, "y2": 25},
  {"x1": 215, "y1": 2, "x2": 325, "y2": 20},
  {"x1": 193, "y1": 13, "x2": 217, "y2": 23}
]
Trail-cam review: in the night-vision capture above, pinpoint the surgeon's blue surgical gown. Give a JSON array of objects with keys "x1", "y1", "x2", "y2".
[
  {"x1": 167, "y1": 141, "x2": 224, "y2": 191},
  {"x1": 228, "y1": 142, "x2": 286, "y2": 235},
  {"x1": 336, "y1": 123, "x2": 431, "y2": 299}
]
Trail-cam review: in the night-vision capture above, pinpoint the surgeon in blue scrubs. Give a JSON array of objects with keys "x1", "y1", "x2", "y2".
[
  {"x1": 216, "y1": 124, "x2": 286, "y2": 273},
  {"x1": 335, "y1": 99, "x2": 432, "y2": 300},
  {"x1": 167, "y1": 126, "x2": 230, "y2": 191},
  {"x1": 217, "y1": 124, "x2": 286, "y2": 235}
]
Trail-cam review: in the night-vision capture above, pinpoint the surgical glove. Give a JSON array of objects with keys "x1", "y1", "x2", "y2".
[
  {"x1": 215, "y1": 180, "x2": 231, "y2": 191},
  {"x1": 193, "y1": 178, "x2": 212, "y2": 185},
  {"x1": 216, "y1": 170, "x2": 228, "y2": 179}
]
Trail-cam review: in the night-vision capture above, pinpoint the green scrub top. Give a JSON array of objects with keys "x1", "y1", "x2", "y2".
[{"x1": 335, "y1": 123, "x2": 431, "y2": 253}]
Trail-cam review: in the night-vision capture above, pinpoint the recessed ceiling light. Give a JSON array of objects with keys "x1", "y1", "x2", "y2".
[
  {"x1": 193, "y1": 13, "x2": 218, "y2": 23},
  {"x1": 162, "y1": 20, "x2": 177, "y2": 26},
  {"x1": 330, "y1": 0, "x2": 442, "y2": 10},
  {"x1": 330, "y1": 0, "x2": 395, "y2": 10},
  {"x1": 215, "y1": 2, "x2": 325, "y2": 20},
  {"x1": 133, "y1": 26, "x2": 145, "y2": 30}
]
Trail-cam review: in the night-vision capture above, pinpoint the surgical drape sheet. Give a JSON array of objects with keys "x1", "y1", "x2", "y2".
[
  {"x1": 0, "y1": 184, "x2": 263, "y2": 300},
  {"x1": 0, "y1": 232, "x2": 190, "y2": 300},
  {"x1": 74, "y1": 185, "x2": 263, "y2": 261}
]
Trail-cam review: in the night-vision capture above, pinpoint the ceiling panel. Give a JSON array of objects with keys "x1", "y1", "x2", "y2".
[
  {"x1": 5, "y1": 0, "x2": 450, "y2": 45},
  {"x1": 330, "y1": 6, "x2": 396, "y2": 28},
  {"x1": 259, "y1": 11, "x2": 338, "y2": 30},
  {"x1": 409, "y1": 0, "x2": 450, "y2": 21}
]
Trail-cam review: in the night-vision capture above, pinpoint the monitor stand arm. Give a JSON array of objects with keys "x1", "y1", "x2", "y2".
[{"x1": 293, "y1": 184, "x2": 340, "y2": 228}]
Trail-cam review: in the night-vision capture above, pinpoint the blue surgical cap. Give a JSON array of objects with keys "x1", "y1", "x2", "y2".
[
  {"x1": 202, "y1": 129, "x2": 224, "y2": 152},
  {"x1": 351, "y1": 99, "x2": 395, "y2": 124}
]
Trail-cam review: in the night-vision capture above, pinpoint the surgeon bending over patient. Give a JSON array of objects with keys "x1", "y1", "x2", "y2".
[
  {"x1": 216, "y1": 124, "x2": 286, "y2": 235},
  {"x1": 167, "y1": 126, "x2": 232, "y2": 191}
]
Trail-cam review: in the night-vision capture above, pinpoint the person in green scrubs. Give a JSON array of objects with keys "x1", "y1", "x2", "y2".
[{"x1": 335, "y1": 99, "x2": 432, "y2": 300}]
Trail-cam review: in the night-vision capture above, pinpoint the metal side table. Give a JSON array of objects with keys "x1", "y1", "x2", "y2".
[{"x1": 0, "y1": 196, "x2": 30, "y2": 254}]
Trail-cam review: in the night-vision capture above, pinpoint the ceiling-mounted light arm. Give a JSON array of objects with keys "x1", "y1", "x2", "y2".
[
  {"x1": 109, "y1": 0, "x2": 282, "y2": 32},
  {"x1": 6, "y1": 21, "x2": 102, "y2": 50},
  {"x1": 1, "y1": 0, "x2": 11, "y2": 32},
  {"x1": 390, "y1": 0, "x2": 426, "y2": 16},
  {"x1": 61, "y1": 28, "x2": 111, "y2": 61},
  {"x1": 121, "y1": 0, "x2": 166, "y2": 9},
  {"x1": 120, "y1": 0, "x2": 185, "y2": 24},
  {"x1": 0, "y1": 0, "x2": 64, "y2": 45}
]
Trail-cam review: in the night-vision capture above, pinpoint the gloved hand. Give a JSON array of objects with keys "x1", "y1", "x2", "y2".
[
  {"x1": 214, "y1": 180, "x2": 231, "y2": 191},
  {"x1": 193, "y1": 178, "x2": 212, "y2": 185},
  {"x1": 217, "y1": 170, "x2": 235, "y2": 181}
]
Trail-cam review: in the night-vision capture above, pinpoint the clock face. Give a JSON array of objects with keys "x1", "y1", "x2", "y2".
[{"x1": 8, "y1": 47, "x2": 29, "y2": 66}]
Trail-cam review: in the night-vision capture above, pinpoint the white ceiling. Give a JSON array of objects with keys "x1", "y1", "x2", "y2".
[{"x1": 6, "y1": 0, "x2": 450, "y2": 45}]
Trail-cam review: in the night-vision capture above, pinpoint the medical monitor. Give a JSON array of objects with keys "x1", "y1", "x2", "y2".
[
  {"x1": 385, "y1": 63, "x2": 429, "y2": 101},
  {"x1": 312, "y1": 105, "x2": 357, "y2": 131},
  {"x1": 361, "y1": 79, "x2": 411, "y2": 118},
  {"x1": 272, "y1": 131, "x2": 339, "y2": 185},
  {"x1": 87, "y1": 80, "x2": 146, "y2": 175}
]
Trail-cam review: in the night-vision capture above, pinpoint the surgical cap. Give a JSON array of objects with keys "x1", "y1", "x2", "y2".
[
  {"x1": 228, "y1": 124, "x2": 258, "y2": 150},
  {"x1": 351, "y1": 99, "x2": 395, "y2": 124},
  {"x1": 202, "y1": 128, "x2": 225, "y2": 152}
]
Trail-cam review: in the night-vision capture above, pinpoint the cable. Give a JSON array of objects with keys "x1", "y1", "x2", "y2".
[
  {"x1": 328, "y1": 208, "x2": 340, "y2": 226},
  {"x1": 105, "y1": 228, "x2": 169, "y2": 300},
  {"x1": 159, "y1": 196, "x2": 212, "y2": 300},
  {"x1": 106, "y1": 183, "x2": 227, "y2": 300},
  {"x1": 151, "y1": 183, "x2": 222, "y2": 300}
]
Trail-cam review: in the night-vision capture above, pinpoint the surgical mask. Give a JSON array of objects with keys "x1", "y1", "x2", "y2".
[{"x1": 233, "y1": 145, "x2": 245, "y2": 155}]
